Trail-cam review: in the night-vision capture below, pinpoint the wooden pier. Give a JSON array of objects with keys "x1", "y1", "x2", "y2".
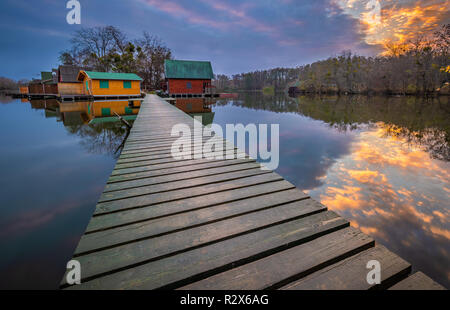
[{"x1": 61, "y1": 94, "x2": 444, "y2": 290}]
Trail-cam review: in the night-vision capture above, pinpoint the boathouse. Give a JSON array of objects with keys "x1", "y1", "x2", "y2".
[
  {"x1": 27, "y1": 72, "x2": 58, "y2": 96},
  {"x1": 164, "y1": 60, "x2": 214, "y2": 96},
  {"x1": 77, "y1": 71, "x2": 143, "y2": 97},
  {"x1": 56, "y1": 65, "x2": 84, "y2": 96}
]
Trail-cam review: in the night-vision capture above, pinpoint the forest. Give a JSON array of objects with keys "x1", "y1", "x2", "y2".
[{"x1": 214, "y1": 24, "x2": 450, "y2": 95}]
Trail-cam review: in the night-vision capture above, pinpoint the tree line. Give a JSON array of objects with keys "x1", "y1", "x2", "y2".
[
  {"x1": 59, "y1": 26, "x2": 172, "y2": 90},
  {"x1": 0, "y1": 77, "x2": 29, "y2": 92},
  {"x1": 214, "y1": 68, "x2": 301, "y2": 92},
  {"x1": 214, "y1": 24, "x2": 449, "y2": 96}
]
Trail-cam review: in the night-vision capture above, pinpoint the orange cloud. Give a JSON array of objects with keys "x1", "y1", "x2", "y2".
[{"x1": 335, "y1": 0, "x2": 450, "y2": 52}]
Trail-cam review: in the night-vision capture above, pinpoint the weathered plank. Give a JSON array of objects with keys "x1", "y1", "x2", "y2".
[
  {"x1": 107, "y1": 158, "x2": 255, "y2": 183},
  {"x1": 179, "y1": 227, "x2": 374, "y2": 290},
  {"x1": 64, "y1": 211, "x2": 348, "y2": 288},
  {"x1": 280, "y1": 244, "x2": 411, "y2": 290},
  {"x1": 113, "y1": 149, "x2": 247, "y2": 170},
  {"x1": 95, "y1": 172, "x2": 284, "y2": 215},
  {"x1": 68, "y1": 200, "x2": 331, "y2": 282},
  {"x1": 103, "y1": 162, "x2": 262, "y2": 192},
  {"x1": 116, "y1": 144, "x2": 238, "y2": 163},
  {"x1": 121, "y1": 136, "x2": 227, "y2": 153},
  {"x1": 86, "y1": 181, "x2": 297, "y2": 233},
  {"x1": 98, "y1": 167, "x2": 270, "y2": 203},
  {"x1": 389, "y1": 272, "x2": 445, "y2": 290},
  {"x1": 75, "y1": 193, "x2": 316, "y2": 256}
]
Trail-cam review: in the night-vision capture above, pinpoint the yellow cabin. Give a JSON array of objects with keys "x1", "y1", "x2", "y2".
[{"x1": 77, "y1": 71, "x2": 143, "y2": 97}]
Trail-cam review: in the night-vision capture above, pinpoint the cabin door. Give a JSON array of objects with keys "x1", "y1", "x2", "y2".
[{"x1": 85, "y1": 81, "x2": 89, "y2": 94}]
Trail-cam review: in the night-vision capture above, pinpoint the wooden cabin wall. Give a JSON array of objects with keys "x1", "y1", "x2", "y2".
[
  {"x1": 44, "y1": 84, "x2": 58, "y2": 94},
  {"x1": 58, "y1": 82, "x2": 84, "y2": 96},
  {"x1": 28, "y1": 84, "x2": 44, "y2": 94},
  {"x1": 90, "y1": 80, "x2": 141, "y2": 96},
  {"x1": 168, "y1": 79, "x2": 210, "y2": 94},
  {"x1": 28, "y1": 84, "x2": 58, "y2": 95}
]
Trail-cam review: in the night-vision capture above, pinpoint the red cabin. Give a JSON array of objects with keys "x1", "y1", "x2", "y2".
[{"x1": 164, "y1": 60, "x2": 214, "y2": 96}]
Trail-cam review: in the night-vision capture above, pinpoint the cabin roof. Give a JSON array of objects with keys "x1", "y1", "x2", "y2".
[
  {"x1": 82, "y1": 71, "x2": 143, "y2": 81},
  {"x1": 164, "y1": 60, "x2": 214, "y2": 79},
  {"x1": 59, "y1": 65, "x2": 83, "y2": 83}
]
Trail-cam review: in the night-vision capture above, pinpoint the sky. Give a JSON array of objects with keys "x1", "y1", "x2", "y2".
[{"x1": 0, "y1": 0, "x2": 448, "y2": 80}]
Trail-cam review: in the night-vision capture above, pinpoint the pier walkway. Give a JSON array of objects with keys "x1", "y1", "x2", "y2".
[{"x1": 61, "y1": 94, "x2": 444, "y2": 290}]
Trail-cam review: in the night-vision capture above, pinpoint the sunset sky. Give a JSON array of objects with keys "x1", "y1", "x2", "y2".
[{"x1": 0, "y1": 0, "x2": 448, "y2": 79}]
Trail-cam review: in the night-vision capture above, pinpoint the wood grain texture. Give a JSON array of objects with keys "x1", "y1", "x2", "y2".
[
  {"x1": 389, "y1": 272, "x2": 445, "y2": 290},
  {"x1": 280, "y1": 244, "x2": 411, "y2": 290}
]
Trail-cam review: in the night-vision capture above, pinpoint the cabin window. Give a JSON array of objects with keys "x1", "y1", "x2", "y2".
[
  {"x1": 101, "y1": 108, "x2": 111, "y2": 116},
  {"x1": 123, "y1": 81, "x2": 132, "y2": 89},
  {"x1": 186, "y1": 82, "x2": 192, "y2": 89},
  {"x1": 100, "y1": 80, "x2": 109, "y2": 88}
]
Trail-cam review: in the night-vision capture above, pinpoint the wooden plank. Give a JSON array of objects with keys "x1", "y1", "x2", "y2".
[
  {"x1": 86, "y1": 180, "x2": 298, "y2": 233},
  {"x1": 122, "y1": 136, "x2": 227, "y2": 153},
  {"x1": 280, "y1": 244, "x2": 411, "y2": 290},
  {"x1": 107, "y1": 158, "x2": 255, "y2": 182},
  {"x1": 67, "y1": 200, "x2": 330, "y2": 283},
  {"x1": 103, "y1": 162, "x2": 262, "y2": 192},
  {"x1": 75, "y1": 193, "x2": 317, "y2": 256},
  {"x1": 116, "y1": 144, "x2": 237, "y2": 162},
  {"x1": 98, "y1": 168, "x2": 271, "y2": 203},
  {"x1": 125, "y1": 134, "x2": 207, "y2": 144},
  {"x1": 121, "y1": 138, "x2": 229, "y2": 155},
  {"x1": 95, "y1": 172, "x2": 284, "y2": 215},
  {"x1": 389, "y1": 272, "x2": 445, "y2": 290},
  {"x1": 64, "y1": 211, "x2": 348, "y2": 288},
  {"x1": 113, "y1": 149, "x2": 247, "y2": 170},
  {"x1": 118, "y1": 142, "x2": 235, "y2": 160},
  {"x1": 179, "y1": 227, "x2": 373, "y2": 290}
]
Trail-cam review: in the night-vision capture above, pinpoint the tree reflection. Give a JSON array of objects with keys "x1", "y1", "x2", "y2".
[
  {"x1": 216, "y1": 93, "x2": 450, "y2": 161},
  {"x1": 65, "y1": 122, "x2": 131, "y2": 159}
]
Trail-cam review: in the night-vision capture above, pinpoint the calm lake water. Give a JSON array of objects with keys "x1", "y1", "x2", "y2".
[{"x1": 0, "y1": 93, "x2": 449, "y2": 289}]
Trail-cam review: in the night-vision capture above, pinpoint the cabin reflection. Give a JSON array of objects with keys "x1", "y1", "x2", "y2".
[
  {"x1": 27, "y1": 99, "x2": 142, "y2": 127},
  {"x1": 174, "y1": 98, "x2": 215, "y2": 126},
  {"x1": 85, "y1": 99, "x2": 142, "y2": 124},
  {"x1": 58, "y1": 101, "x2": 89, "y2": 125}
]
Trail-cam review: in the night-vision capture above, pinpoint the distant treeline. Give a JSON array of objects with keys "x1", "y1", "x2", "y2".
[
  {"x1": 214, "y1": 68, "x2": 301, "y2": 92},
  {"x1": 0, "y1": 77, "x2": 29, "y2": 92},
  {"x1": 214, "y1": 24, "x2": 450, "y2": 96},
  {"x1": 59, "y1": 26, "x2": 172, "y2": 90}
]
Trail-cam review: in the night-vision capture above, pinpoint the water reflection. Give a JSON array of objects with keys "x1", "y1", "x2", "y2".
[
  {"x1": 173, "y1": 98, "x2": 215, "y2": 126},
  {"x1": 209, "y1": 93, "x2": 449, "y2": 288},
  {"x1": 29, "y1": 99, "x2": 140, "y2": 158},
  {"x1": 0, "y1": 93, "x2": 448, "y2": 289},
  {"x1": 0, "y1": 98, "x2": 139, "y2": 289}
]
